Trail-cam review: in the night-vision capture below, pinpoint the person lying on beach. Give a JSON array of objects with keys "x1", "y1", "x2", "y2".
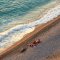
[{"x1": 27, "y1": 39, "x2": 41, "y2": 47}]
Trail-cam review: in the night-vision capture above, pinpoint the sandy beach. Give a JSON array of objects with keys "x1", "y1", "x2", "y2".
[
  {"x1": 0, "y1": 0, "x2": 60, "y2": 58},
  {"x1": 0, "y1": 2, "x2": 60, "y2": 53}
]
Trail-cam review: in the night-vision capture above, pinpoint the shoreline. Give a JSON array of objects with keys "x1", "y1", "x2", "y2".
[
  {"x1": 0, "y1": 16, "x2": 60, "y2": 57},
  {"x1": 0, "y1": 4, "x2": 60, "y2": 51}
]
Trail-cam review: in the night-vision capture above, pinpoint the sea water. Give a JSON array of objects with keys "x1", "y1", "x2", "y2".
[
  {"x1": 0, "y1": 0, "x2": 52, "y2": 32},
  {"x1": 0, "y1": 0, "x2": 60, "y2": 49}
]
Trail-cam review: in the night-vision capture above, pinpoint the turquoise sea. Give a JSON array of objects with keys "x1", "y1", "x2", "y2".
[{"x1": 0, "y1": 0, "x2": 52, "y2": 32}]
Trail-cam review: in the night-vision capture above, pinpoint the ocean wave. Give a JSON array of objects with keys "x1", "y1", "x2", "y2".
[{"x1": 0, "y1": 0, "x2": 52, "y2": 30}]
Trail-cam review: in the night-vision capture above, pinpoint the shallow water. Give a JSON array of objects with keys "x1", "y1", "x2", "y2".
[
  {"x1": 0, "y1": 0, "x2": 52, "y2": 32},
  {"x1": 0, "y1": 0, "x2": 60, "y2": 49}
]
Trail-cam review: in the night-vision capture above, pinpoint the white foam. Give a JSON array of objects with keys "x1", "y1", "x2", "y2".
[{"x1": 29, "y1": 5, "x2": 60, "y2": 26}]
